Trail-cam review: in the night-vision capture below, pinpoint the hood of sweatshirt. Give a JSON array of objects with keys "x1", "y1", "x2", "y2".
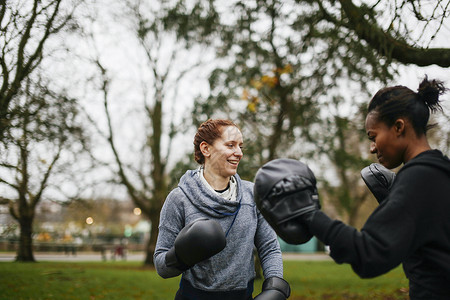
[
  {"x1": 400, "y1": 149, "x2": 450, "y2": 177},
  {"x1": 177, "y1": 168, "x2": 242, "y2": 218}
]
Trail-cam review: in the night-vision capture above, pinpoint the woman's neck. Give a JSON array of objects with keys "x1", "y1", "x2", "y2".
[
  {"x1": 203, "y1": 167, "x2": 230, "y2": 191},
  {"x1": 404, "y1": 134, "x2": 432, "y2": 163}
]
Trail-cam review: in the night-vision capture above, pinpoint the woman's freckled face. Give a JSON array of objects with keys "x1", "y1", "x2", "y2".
[{"x1": 206, "y1": 126, "x2": 244, "y2": 178}]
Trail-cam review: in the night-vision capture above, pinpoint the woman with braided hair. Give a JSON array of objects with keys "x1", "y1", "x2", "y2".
[
  {"x1": 365, "y1": 76, "x2": 447, "y2": 170},
  {"x1": 154, "y1": 119, "x2": 290, "y2": 300}
]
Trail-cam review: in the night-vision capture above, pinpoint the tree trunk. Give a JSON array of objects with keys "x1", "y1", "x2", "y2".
[
  {"x1": 143, "y1": 212, "x2": 160, "y2": 265},
  {"x1": 16, "y1": 216, "x2": 35, "y2": 262}
]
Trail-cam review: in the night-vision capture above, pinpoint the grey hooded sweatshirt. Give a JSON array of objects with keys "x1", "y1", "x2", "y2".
[{"x1": 154, "y1": 168, "x2": 283, "y2": 292}]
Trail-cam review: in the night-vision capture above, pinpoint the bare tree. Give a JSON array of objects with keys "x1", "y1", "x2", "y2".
[
  {"x1": 85, "y1": 0, "x2": 208, "y2": 265},
  {"x1": 0, "y1": 0, "x2": 82, "y2": 140},
  {"x1": 0, "y1": 77, "x2": 86, "y2": 262}
]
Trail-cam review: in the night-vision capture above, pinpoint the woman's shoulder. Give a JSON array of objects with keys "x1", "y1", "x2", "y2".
[
  {"x1": 240, "y1": 179, "x2": 254, "y2": 189},
  {"x1": 164, "y1": 186, "x2": 188, "y2": 207},
  {"x1": 400, "y1": 150, "x2": 450, "y2": 177},
  {"x1": 236, "y1": 177, "x2": 256, "y2": 206},
  {"x1": 235, "y1": 175, "x2": 254, "y2": 193}
]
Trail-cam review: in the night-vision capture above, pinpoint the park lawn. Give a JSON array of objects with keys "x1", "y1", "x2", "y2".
[
  {"x1": 0, "y1": 261, "x2": 178, "y2": 300},
  {"x1": 0, "y1": 260, "x2": 409, "y2": 300},
  {"x1": 281, "y1": 261, "x2": 409, "y2": 299}
]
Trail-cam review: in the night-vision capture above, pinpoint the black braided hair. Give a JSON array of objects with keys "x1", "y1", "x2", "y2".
[{"x1": 368, "y1": 76, "x2": 447, "y2": 135}]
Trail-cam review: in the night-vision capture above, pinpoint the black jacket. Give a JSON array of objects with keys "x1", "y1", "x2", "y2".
[{"x1": 311, "y1": 150, "x2": 450, "y2": 298}]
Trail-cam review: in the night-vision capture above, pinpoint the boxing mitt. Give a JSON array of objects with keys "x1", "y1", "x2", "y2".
[
  {"x1": 165, "y1": 218, "x2": 226, "y2": 271},
  {"x1": 254, "y1": 277, "x2": 291, "y2": 300},
  {"x1": 361, "y1": 163, "x2": 395, "y2": 204},
  {"x1": 254, "y1": 158, "x2": 320, "y2": 245}
]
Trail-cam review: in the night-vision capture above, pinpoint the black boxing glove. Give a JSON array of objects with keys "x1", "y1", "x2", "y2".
[
  {"x1": 361, "y1": 163, "x2": 395, "y2": 204},
  {"x1": 254, "y1": 158, "x2": 321, "y2": 245},
  {"x1": 165, "y1": 218, "x2": 226, "y2": 271},
  {"x1": 254, "y1": 277, "x2": 291, "y2": 300}
]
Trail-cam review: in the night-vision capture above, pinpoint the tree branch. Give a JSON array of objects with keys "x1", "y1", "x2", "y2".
[
  {"x1": 31, "y1": 142, "x2": 63, "y2": 209},
  {"x1": 96, "y1": 59, "x2": 147, "y2": 208},
  {"x1": 0, "y1": 196, "x2": 11, "y2": 205},
  {"x1": 9, "y1": 202, "x2": 19, "y2": 221},
  {"x1": 337, "y1": 0, "x2": 450, "y2": 67},
  {"x1": 0, "y1": 177, "x2": 19, "y2": 190}
]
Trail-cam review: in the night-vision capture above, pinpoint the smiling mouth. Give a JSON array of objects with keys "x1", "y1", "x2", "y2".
[{"x1": 228, "y1": 160, "x2": 240, "y2": 165}]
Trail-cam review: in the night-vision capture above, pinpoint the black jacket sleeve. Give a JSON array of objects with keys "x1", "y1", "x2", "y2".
[{"x1": 309, "y1": 166, "x2": 420, "y2": 278}]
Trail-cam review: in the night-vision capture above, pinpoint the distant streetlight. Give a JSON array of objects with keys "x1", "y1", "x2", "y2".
[
  {"x1": 86, "y1": 217, "x2": 94, "y2": 225},
  {"x1": 133, "y1": 207, "x2": 141, "y2": 216}
]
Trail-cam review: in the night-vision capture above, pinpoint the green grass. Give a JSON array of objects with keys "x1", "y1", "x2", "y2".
[
  {"x1": 0, "y1": 260, "x2": 409, "y2": 299},
  {"x1": 282, "y1": 261, "x2": 409, "y2": 299}
]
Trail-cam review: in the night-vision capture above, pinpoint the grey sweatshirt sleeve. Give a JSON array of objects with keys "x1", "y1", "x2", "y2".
[
  {"x1": 153, "y1": 189, "x2": 185, "y2": 279},
  {"x1": 254, "y1": 208, "x2": 284, "y2": 279}
]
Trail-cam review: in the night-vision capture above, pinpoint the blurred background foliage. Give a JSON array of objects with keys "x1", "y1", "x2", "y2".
[{"x1": 0, "y1": 0, "x2": 449, "y2": 264}]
